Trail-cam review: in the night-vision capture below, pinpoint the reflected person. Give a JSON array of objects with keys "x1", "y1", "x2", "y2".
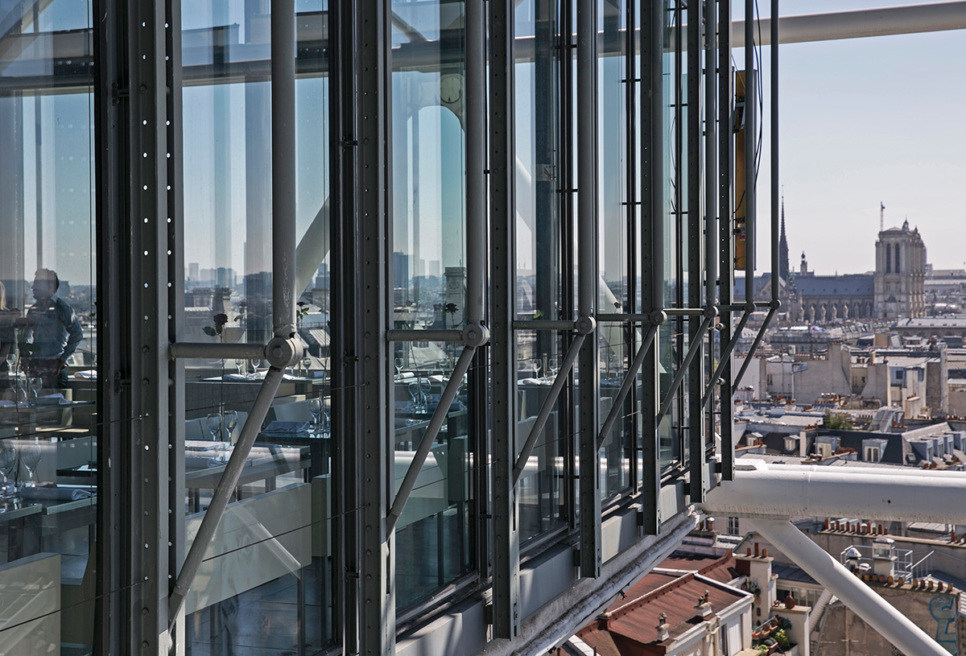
[{"x1": 24, "y1": 269, "x2": 83, "y2": 389}]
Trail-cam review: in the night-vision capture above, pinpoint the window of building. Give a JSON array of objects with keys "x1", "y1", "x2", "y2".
[{"x1": 865, "y1": 446, "x2": 881, "y2": 462}]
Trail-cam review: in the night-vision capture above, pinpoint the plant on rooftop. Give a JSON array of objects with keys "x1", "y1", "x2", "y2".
[{"x1": 823, "y1": 410, "x2": 854, "y2": 430}]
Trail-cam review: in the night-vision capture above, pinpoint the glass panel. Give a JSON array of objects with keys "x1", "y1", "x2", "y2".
[
  {"x1": 0, "y1": 1, "x2": 98, "y2": 652},
  {"x1": 390, "y1": 0, "x2": 475, "y2": 610},
  {"x1": 516, "y1": 0, "x2": 571, "y2": 543},
  {"x1": 180, "y1": 1, "x2": 334, "y2": 651},
  {"x1": 517, "y1": 331, "x2": 567, "y2": 540}
]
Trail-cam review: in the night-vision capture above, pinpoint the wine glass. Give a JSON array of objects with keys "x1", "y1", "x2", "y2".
[
  {"x1": 0, "y1": 443, "x2": 17, "y2": 499},
  {"x1": 224, "y1": 410, "x2": 238, "y2": 447},
  {"x1": 531, "y1": 359, "x2": 542, "y2": 379},
  {"x1": 20, "y1": 444, "x2": 42, "y2": 488},
  {"x1": 29, "y1": 376, "x2": 43, "y2": 400},
  {"x1": 248, "y1": 359, "x2": 261, "y2": 377},
  {"x1": 235, "y1": 359, "x2": 245, "y2": 376},
  {"x1": 302, "y1": 354, "x2": 312, "y2": 377},
  {"x1": 308, "y1": 397, "x2": 323, "y2": 435},
  {"x1": 4, "y1": 352, "x2": 15, "y2": 375},
  {"x1": 206, "y1": 413, "x2": 223, "y2": 443}
]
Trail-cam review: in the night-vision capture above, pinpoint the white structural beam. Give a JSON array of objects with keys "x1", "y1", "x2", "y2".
[
  {"x1": 749, "y1": 519, "x2": 948, "y2": 656},
  {"x1": 699, "y1": 460, "x2": 966, "y2": 524},
  {"x1": 734, "y1": 2, "x2": 966, "y2": 47}
]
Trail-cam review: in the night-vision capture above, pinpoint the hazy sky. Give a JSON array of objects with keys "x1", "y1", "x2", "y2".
[{"x1": 738, "y1": 0, "x2": 966, "y2": 275}]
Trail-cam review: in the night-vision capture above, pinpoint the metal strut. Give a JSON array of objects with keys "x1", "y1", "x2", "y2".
[
  {"x1": 595, "y1": 322, "x2": 659, "y2": 452},
  {"x1": 387, "y1": 345, "x2": 477, "y2": 533},
  {"x1": 513, "y1": 333, "x2": 586, "y2": 486},
  {"x1": 655, "y1": 314, "x2": 716, "y2": 426}
]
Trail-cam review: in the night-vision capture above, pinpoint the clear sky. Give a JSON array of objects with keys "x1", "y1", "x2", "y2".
[{"x1": 738, "y1": 0, "x2": 966, "y2": 275}]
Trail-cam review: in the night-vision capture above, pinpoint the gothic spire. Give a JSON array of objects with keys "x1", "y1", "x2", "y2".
[{"x1": 779, "y1": 195, "x2": 790, "y2": 281}]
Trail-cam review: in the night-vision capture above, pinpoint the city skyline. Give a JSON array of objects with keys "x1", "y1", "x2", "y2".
[{"x1": 743, "y1": 0, "x2": 966, "y2": 276}]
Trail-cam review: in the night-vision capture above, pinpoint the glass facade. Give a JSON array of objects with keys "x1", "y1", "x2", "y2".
[{"x1": 0, "y1": 0, "x2": 735, "y2": 653}]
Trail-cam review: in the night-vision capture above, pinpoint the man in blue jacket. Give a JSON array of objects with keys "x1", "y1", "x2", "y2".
[{"x1": 24, "y1": 269, "x2": 83, "y2": 389}]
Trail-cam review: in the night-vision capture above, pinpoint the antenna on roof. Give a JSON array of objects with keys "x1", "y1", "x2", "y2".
[{"x1": 880, "y1": 201, "x2": 885, "y2": 232}]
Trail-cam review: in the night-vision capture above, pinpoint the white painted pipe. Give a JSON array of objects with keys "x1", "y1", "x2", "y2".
[
  {"x1": 734, "y1": 2, "x2": 966, "y2": 47},
  {"x1": 739, "y1": 459, "x2": 966, "y2": 479},
  {"x1": 701, "y1": 460, "x2": 966, "y2": 524},
  {"x1": 748, "y1": 519, "x2": 948, "y2": 656}
]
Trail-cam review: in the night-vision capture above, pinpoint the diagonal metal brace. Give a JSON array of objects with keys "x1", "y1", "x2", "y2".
[
  {"x1": 386, "y1": 345, "x2": 478, "y2": 533},
  {"x1": 655, "y1": 314, "x2": 715, "y2": 426},
  {"x1": 595, "y1": 324, "x2": 658, "y2": 452},
  {"x1": 701, "y1": 310, "x2": 752, "y2": 410},
  {"x1": 734, "y1": 305, "x2": 777, "y2": 389},
  {"x1": 512, "y1": 333, "x2": 586, "y2": 486},
  {"x1": 168, "y1": 365, "x2": 285, "y2": 629}
]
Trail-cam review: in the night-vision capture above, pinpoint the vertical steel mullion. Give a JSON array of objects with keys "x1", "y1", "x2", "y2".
[
  {"x1": 92, "y1": 0, "x2": 123, "y2": 650},
  {"x1": 625, "y1": 0, "x2": 640, "y2": 489},
  {"x1": 357, "y1": 0, "x2": 392, "y2": 653},
  {"x1": 330, "y1": 0, "x2": 357, "y2": 648},
  {"x1": 717, "y1": 0, "x2": 735, "y2": 479},
  {"x1": 673, "y1": 1, "x2": 685, "y2": 460},
  {"x1": 687, "y1": 0, "x2": 707, "y2": 502},
  {"x1": 577, "y1": 0, "x2": 601, "y2": 579},
  {"x1": 704, "y1": 0, "x2": 719, "y2": 465},
  {"x1": 165, "y1": 0, "x2": 186, "y2": 649},
  {"x1": 770, "y1": 0, "x2": 780, "y2": 306},
  {"x1": 640, "y1": 0, "x2": 664, "y2": 535},
  {"x1": 127, "y1": 0, "x2": 171, "y2": 649},
  {"x1": 559, "y1": 0, "x2": 577, "y2": 532},
  {"x1": 744, "y1": 0, "x2": 756, "y2": 299},
  {"x1": 489, "y1": 0, "x2": 520, "y2": 639}
]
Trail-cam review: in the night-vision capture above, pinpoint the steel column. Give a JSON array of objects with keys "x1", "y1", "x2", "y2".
[
  {"x1": 743, "y1": 0, "x2": 756, "y2": 303},
  {"x1": 329, "y1": 0, "x2": 358, "y2": 648},
  {"x1": 489, "y1": 0, "x2": 520, "y2": 637},
  {"x1": 466, "y1": 0, "x2": 485, "y2": 326},
  {"x1": 272, "y1": 0, "x2": 297, "y2": 338},
  {"x1": 640, "y1": 0, "x2": 664, "y2": 534},
  {"x1": 576, "y1": 0, "x2": 601, "y2": 580},
  {"x1": 717, "y1": 0, "x2": 735, "y2": 478},
  {"x1": 687, "y1": 0, "x2": 707, "y2": 502},
  {"x1": 734, "y1": 305, "x2": 776, "y2": 388},
  {"x1": 357, "y1": 1, "x2": 393, "y2": 653}
]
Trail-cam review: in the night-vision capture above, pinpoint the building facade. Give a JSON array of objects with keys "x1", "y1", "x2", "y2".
[{"x1": 875, "y1": 220, "x2": 927, "y2": 319}]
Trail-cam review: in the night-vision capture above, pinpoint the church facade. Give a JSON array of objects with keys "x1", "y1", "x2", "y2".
[{"x1": 764, "y1": 209, "x2": 927, "y2": 323}]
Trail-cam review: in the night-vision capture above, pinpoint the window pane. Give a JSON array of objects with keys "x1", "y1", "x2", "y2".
[
  {"x1": 0, "y1": 1, "x2": 98, "y2": 652},
  {"x1": 180, "y1": 1, "x2": 335, "y2": 651}
]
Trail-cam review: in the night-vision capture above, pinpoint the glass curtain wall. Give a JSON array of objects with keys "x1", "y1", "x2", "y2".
[
  {"x1": 0, "y1": 1, "x2": 99, "y2": 652},
  {"x1": 178, "y1": 1, "x2": 335, "y2": 652},
  {"x1": 390, "y1": 0, "x2": 476, "y2": 611}
]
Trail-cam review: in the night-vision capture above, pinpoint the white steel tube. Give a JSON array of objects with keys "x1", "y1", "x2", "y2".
[
  {"x1": 700, "y1": 461, "x2": 966, "y2": 524},
  {"x1": 749, "y1": 519, "x2": 948, "y2": 656},
  {"x1": 734, "y1": 2, "x2": 966, "y2": 47}
]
